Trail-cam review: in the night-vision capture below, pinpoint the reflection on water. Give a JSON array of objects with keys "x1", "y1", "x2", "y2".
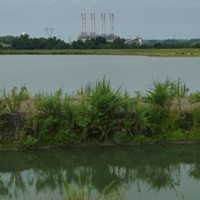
[{"x1": 0, "y1": 145, "x2": 200, "y2": 199}]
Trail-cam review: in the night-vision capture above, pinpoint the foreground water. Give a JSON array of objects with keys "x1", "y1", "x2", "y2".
[
  {"x1": 0, "y1": 55, "x2": 200, "y2": 96},
  {"x1": 0, "y1": 145, "x2": 200, "y2": 200}
]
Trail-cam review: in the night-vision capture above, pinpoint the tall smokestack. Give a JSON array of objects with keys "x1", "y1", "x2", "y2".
[
  {"x1": 84, "y1": 13, "x2": 86, "y2": 35},
  {"x1": 112, "y1": 13, "x2": 114, "y2": 35},
  {"x1": 101, "y1": 13, "x2": 104, "y2": 35},
  {"x1": 93, "y1": 13, "x2": 96, "y2": 35},
  {"x1": 81, "y1": 13, "x2": 84, "y2": 36},
  {"x1": 109, "y1": 13, "x2": 112, "y2": 36},
  {"x1": 101, "y1": 13, "x2": 106, "y2": 35},
  {"x1": 90, "y1": 13, "x2": 96, "y2": 36},
  {"x1": 109, "y1": 13, "x2": 114, "y2": 35},
  {"x1": 104, "y1": 13, "x2": 106, "y2": 35},
  {"x1": 90, "y1": 13, "x2": 93, "y2": 35}
]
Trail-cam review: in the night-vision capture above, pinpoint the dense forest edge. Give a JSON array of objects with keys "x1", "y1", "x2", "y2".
[
  {"x1": 1, "y1": 77, "x2": 200, "y2": 150},
  {"x1": 0, "y1": 35, "x2": 200, "y2": 56}
]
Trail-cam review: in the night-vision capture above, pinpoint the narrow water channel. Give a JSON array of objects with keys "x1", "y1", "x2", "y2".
[{"x1": 0, "y1": 145, "x2": 200, "y2": 200}]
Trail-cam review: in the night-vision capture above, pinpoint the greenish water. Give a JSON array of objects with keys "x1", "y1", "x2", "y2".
[{"x1": 0, "y1": 145, "x2": 200, "y2": 200}]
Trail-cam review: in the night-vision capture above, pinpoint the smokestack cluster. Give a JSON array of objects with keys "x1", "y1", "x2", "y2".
[{"x1": 81, "y1": 13, "x2": 114, "y2": 37}]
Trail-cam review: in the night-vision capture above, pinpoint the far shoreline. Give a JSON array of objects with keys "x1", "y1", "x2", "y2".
[{"x1": 0, "y1": 48, "x2": 200, "y2": 57}]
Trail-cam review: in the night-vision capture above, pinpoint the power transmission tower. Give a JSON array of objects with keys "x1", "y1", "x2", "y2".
[{"x1": 44, "y1": 27, "x2": 55, "y2": 38}]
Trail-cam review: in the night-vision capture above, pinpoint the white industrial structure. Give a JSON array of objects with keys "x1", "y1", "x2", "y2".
[
  {"x1": 78, "y1": 13, "x2": 118, "y2": 42},
  {"x1": 125, "y1": 37, "x2": 143, "y2": 46},
  {"x1": 77, "y1": 13, "x2": 143, "y2": 46}
]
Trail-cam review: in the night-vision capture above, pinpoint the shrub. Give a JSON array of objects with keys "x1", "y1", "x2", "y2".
[
  {"x1": 19, "y1": 135, "x2": 38, "y2": 150},
  {"x1": 131, "y1": 134, "x2": 151, "y2": 144},
  {"x1": 190, "y1": 91, "x2": 200, "y2": 103},
  {"x1": 0, "y1": 86, "x2": 29, "y2": 137},
  {"x1": 3, "y1": 86, "x2": 29, "y2": 113},
  {"x1": 191, "y1": 107, "x2": 200, "y2": 128},
  {"x1": 167, "y1": 130, "x2": 186, "y2": 141},
  {"x1": 144, "y1": 78, "x2": 186, "y2": 134},
  {"x1": 33, "y1": 89, "x2": 75, "y2": 141},
  {"x1": 132, "y1": 104, "x2": 150, "y2": 135},
  {"x1": 0, "y1": 98, "x2": 6, "y2": 113},
  {"x1": 187, "y1": 129, "x2": 200, "y2": 140},
  {"x1": 78, "y1": 78, "x2": 126, "y2": 141},
  {"x1": 145, "y1": 78, "x2": 180, "y2": 110}
]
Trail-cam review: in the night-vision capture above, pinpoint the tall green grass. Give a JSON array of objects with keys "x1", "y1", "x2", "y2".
[{"x1": 1, "y1": 77, "x2": 200, "y2": 148}]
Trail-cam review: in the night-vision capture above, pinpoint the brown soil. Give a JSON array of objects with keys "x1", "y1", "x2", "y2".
[
  {"x1": 18, "y1": 97, "x2": 200, "y2": 114},
  {"x1": 19, "y1": 99, "x2": 35, "y2": 113},
  {"x1": 172, "y1": 97, "x2": 200, "y2": 111}
]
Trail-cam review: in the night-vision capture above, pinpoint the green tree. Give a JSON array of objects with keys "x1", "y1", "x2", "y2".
[
  {"x1": 84, "y1": 39, "x2": 96, "y2": 49},
  {"x1": 94, "y1": 36, "x2": 107, "y2": 48},
  {"x1": 12, "y1": 34, "x2": 30, "y2": 49},
  {"x1": 111, "y1": 37, "x2": 125, "y2": 49},
  {"x1": 71, "y1": 40, "x2": 84, "y2": 49}
]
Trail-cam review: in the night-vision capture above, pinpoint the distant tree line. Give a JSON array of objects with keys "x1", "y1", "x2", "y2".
[
  {"x1": 143, "y1": 39, "x2": 200, "y2": 49},
  {"x1": 0, "y1": 34, "x2": 200, "y2": 50},
  {"x1": 11, "y1": 34, "x2": 69, "y2": 49}
]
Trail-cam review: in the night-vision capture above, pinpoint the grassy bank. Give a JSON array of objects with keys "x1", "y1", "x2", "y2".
[
  {"x1": 1, "y1": 78, "x2": 200, "y2": 150},
  {"x1": 0, "y1": 48, "x2": 200, "y2": 56}
]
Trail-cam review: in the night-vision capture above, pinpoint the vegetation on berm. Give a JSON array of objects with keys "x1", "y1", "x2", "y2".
[{"x1": 1, "y1": 77, "x2": 200, "y2": 149}]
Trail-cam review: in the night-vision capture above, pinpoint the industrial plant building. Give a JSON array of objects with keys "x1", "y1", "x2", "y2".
[{"x1": 77, "y1": 13, "x2": 143, "y2": 45}]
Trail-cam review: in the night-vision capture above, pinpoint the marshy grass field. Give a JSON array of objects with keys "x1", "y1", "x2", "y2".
[{"x1": 0, "y1": 48, "x2": 200, "y2": 56}]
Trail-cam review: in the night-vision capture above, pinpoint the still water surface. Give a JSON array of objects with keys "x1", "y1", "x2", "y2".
[
  {"x1": 0, "y1": 145, "x2": 200, "y2": 200},
  {"x1": 0, "y1": 55, "x2": 200, "y2": 96}
]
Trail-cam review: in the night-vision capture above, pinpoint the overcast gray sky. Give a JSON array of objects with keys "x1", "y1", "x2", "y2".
[{"x1": 0, "y1": 0, "x2": 200, "y2": 41}]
